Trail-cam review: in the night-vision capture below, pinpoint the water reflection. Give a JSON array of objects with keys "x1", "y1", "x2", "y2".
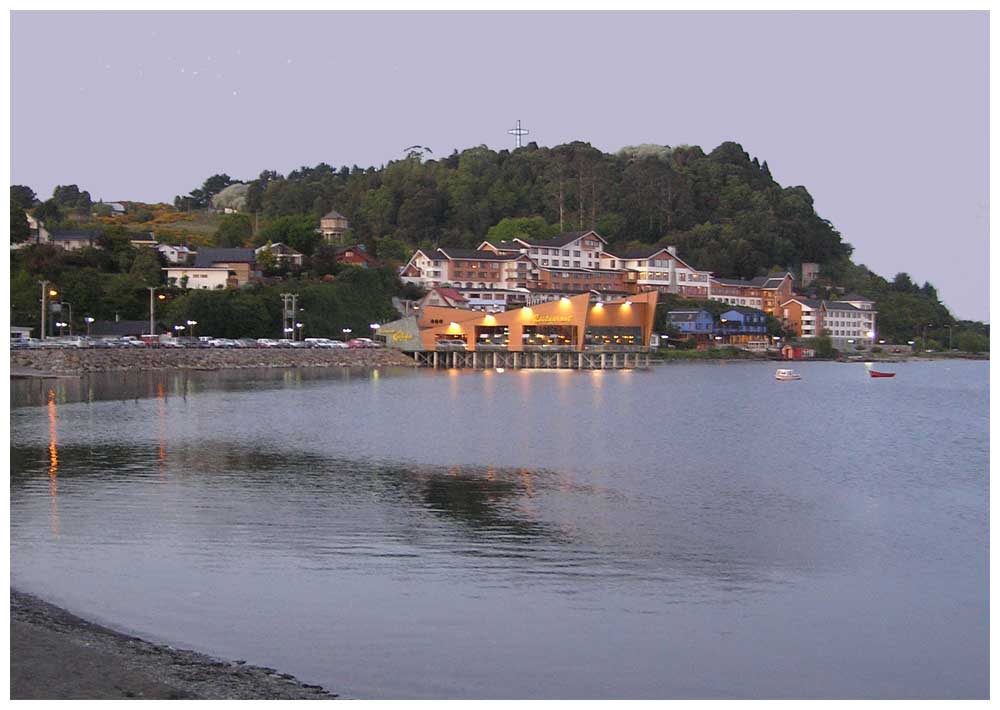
[{"x1": 46, "y1": 389, "x2": 59, "y2": 536}]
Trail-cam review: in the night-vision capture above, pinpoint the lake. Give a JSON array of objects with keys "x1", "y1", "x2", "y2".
[{"x1": 10, "y1": 361, "x2": 989, "y2": 698}]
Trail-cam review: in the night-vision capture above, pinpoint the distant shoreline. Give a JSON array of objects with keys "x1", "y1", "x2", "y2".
[{"x1": 10, "y1": 589, "x2": 335, "y2": 700}]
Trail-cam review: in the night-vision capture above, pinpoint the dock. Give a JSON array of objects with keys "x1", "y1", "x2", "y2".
[{"x1": 410, "y1": 350, "x2": 652, "y2": 370}]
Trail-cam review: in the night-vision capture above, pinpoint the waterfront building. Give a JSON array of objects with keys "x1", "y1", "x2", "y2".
[
  {"x1": 824, "y1": 297, "x2": 877, "y2": 350},
  {"x1": 665, "y1": 310, "x2": 715, "y2": 339},
  {"x1": 715, "y1": 308, "x2": 769, "y2": 350},
  {"x1": 780, "y1": 297, "x2": 824, "y2": 340},
  {"x1": 385, "y1": 290, "x2": 658, "y2": 354}
]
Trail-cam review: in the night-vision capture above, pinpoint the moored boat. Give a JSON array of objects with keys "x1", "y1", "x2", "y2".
[
  {"x1": 869, "y1": 370, "x2": 896, "y2": 378},
  {"x1": 775, "y1": 368, "x2": 801, "y2": 381}
]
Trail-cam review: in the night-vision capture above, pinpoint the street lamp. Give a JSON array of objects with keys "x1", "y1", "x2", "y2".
[
  {"x1": 186, "y1": 320, "x2": 197, "y2": 338},
  {"x1": 342, "y1": 328, "x2": 352, "y2": 339},
  {"x1": 39, "y1": 281, "x2": 58, "y2": 340},
  {"x1": 55, "y1": 321, "x2": 67, "y2": 336},
  {"x1": 60, "y1": 302, "x2": 73, "y2": 334},
  {"x1": 173, "y1": 325, "x2": 186, "y2": 336},
  {"x1": 148, "y1": 287, "x2": 167, "y2": 336},
  {"x1": 84, "y1": 316, "x2": 95, "y2": 337},
  {"x1": 295, "y1": 322, "x2": 304, "y2": 341}
]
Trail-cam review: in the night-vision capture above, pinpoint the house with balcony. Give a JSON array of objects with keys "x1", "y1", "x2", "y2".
[
  {"x1": 400, "y1": 248, "x2": 533, "y2": 291},
  {"x1": 709, "y1": 272, "x2": 795, "y2": 316},
  {"x1": 715, "y1": 308, "x2": 769, "y2": 350},
  {"x1": 779, "y1": 297, "x2": 824, "y2": 340},
  {"x1": 255, "y1": 242, "x2": 304, "y2": 268},
  {"x1": 599, "y1": 245, "x2": 711, "y2": 298},
  {"x1": 480, "y1": 230, "x2": 608, "y2": 270}
]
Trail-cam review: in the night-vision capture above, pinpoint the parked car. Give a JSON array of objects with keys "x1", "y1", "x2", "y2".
[
  {"x1": 256, "y1": 339, "x2": 279, "y2": 348},
  {"x1": 235, "y1": 338, "x2": 259, "y2": 348},
  {"x1": 348, "y1": 337, "x2": 381, "y2": 349},
  {"x1": 209, "y1": 338, "x2": 238, "y2": 348}
]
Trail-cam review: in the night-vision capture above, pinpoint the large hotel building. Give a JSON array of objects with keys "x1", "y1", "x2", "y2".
[{"x1": 396, "y1": 229, "x2": 877, "y2": 351}]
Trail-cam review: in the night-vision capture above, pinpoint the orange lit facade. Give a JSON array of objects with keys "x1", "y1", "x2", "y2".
[{"x1": 413, "y1": 291, "x2": 658, "y2": 352}]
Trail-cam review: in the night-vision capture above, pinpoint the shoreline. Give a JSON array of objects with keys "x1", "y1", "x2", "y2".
[{"x1": 10, "y1": 589, "x2": 336, "y2": 700}]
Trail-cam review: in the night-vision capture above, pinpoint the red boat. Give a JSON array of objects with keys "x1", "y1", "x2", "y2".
[{"x1": 869, "y1": 370, "x2": 896, "y2": 378}]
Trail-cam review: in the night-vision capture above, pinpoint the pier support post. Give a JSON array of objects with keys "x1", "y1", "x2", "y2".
[
  {"x1": 473, "y1": 352, "x2": 478, "y2": 370},
  {"x1": 601, "y1": 353, "x2": 606, "y2": 369},
  {"x1": 433, "y1": 351, "x2": 438, "y2": 369}
]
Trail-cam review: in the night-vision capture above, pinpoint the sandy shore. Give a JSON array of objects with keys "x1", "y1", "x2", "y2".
[{"x1": 10, "y1": 589, "x2": 336, "y2": 700}]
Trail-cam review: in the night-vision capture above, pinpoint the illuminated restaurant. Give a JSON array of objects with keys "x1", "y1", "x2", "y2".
[{"x1": 411, "y1": 291, "x2": 658, "y2": 353}]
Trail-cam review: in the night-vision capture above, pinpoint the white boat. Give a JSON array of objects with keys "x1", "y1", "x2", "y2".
[{"x1": 775, "y1": 368, "x2": 801, "y2": 381}]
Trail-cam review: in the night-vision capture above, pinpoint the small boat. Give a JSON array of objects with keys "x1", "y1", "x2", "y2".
[
  {"x1": 775, "y1": 368, "x2": 801, "y2": 381},
  {"x1": 869, "y1": 370, "x2": 896, "y2": 378}
]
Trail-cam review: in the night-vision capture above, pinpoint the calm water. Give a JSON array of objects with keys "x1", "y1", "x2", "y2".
[{"x1": 10, "y1": 361, "x2": 989, "y2": 698}]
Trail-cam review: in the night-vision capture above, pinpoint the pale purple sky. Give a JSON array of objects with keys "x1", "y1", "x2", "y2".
[{"x1": 11, "y1": 11, "x2": 989, "y2": 321}]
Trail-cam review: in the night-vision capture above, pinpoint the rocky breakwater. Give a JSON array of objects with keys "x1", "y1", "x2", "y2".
[{"x1": 11, "y1": 347, "x2": 417, "y2": 376}]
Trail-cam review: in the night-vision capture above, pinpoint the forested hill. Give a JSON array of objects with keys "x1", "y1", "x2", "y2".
[{"x1": 233, "y1": 141, "x2": 851, "y2": 281}]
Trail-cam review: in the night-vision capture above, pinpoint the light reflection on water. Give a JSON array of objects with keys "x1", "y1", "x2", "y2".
[{"x1": 10, "y1": 362, "x2": 990, "y2": 699}]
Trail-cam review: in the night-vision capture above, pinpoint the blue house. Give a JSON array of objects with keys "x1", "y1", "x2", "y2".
[
  {"x1": 666, "y1": 309, "x2": 714, "y2": 337},
  {"x1": 716, "y1": 309, "x2": 768, "y2": 336}
]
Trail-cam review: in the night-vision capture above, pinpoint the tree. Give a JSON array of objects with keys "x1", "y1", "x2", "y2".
[
  {"x1": 485, "y1": 216, "x2": 556, "y2": 243},
  {"x1": 214, "y1": 214, "x2": 254, "y2": 247},
  {"x1": 957, "y1": 331, "x2": 989, "y2": 353},
  {"x1": 11, "y1": 185, "x2": 36, "y2": 210},
  {"x1": 52, "y1": 184, "x2": 92, "y2": 209},
  {"x1": 10, "y1": 202, "x2": 31, "y2": 244},
  {"x1": 257, "y1": 215, "x2": 322, "y2": 256},
  {"x1": 32, "y1": 199, "x2": 64, "y2": 226}
]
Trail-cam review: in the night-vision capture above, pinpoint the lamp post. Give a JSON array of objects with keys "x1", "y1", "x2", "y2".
[
  {"x1": 39, "y1": 281, "x2": 58, "y2": 340},
  {"x1": 173, "y1": 325, "x2": 186, "y2": 337},
  {"x1": 186, "y1": 320, "x2": 197, "y2": 338},
  {"x1": 148, "y1": 287, "x2": 167, "y2": 336},
  {"x1": 342, "y1": 327, "x2": 352, "y2": 342},
  {"x1": 85, "y1": 316, "x2": 95, "y2": 337},
  {"x1": 295, "y1": 322, "x2": 304, "y2": 341},
  {"x1": 55, "y1": 321, "x2": 67, "y2": 336},
  {"x1": 62, "y1": 302, "x2": 73, "y2": 334},
  {"x1": 923, "y1": 322, "x2": 933, "y2": 351},
  {"x1": 946, "y1": 325, "x2": 953, "y2": 351}
]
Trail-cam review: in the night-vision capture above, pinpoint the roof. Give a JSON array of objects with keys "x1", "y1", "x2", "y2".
[
  {"x1": 840, "y1": 293, "x2": 874, "y2": 303},
  {"x1": 50, "y1": 230, "x2": 97, "y2": 241},
  {"x1": 825, "y1": 301, "x2": 865, "y2": 312},
  {"x1": 666, "y1": 309, "x2": 712, "y2": 322},
  {"x1": 610, "y1": 246, "x2": 672, "y2": 260},
  {"x1": 435, "y1": 248, "x2": 524, "y2": 261},
  {"x1": 321, "y1": 209, "x2": 347, "y2": 220},
  {"x1": 432, "y1": 287, "x2": 468, "y2": 303},
  {"x1": 194, "y1": 248, "x2": 255, "y2": 267},
  {"x1": 256, "y1": 242, "x2": 302, "y2": 256},
  {"x1": 781, "y1": 297, "x2": 823, "y2": 309},
  {"x1": 514, "y1": 230, "x2": 607, "y2": 248}
]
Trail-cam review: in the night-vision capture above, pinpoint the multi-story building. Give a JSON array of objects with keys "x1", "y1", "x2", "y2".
[
  {"x1": 779, "y1": 294, "x2": 878, "y2": 350},
  {"x1": 665, "y1": 309, "x2": 715, "y2": 338},
  {"x1": 481, "y1": 230, "x2": 608, "y2": 269},
  {"x1": 715, "y1": 308, "x2": 769, "y2": 350},
  {"x1": 400, "y1": 248, "x2": 534, "y2": 290},
  {"x1": 823, "y1": 296, "x2": 877, "y2": 350},
  {"x1": 599, "y1": 245, "x2": 711, "y2": 297},
  {"x1": 780, "y1": 297, "x2": 824, "y2": 339},
  {"x1": 709, "y1": 272, "x2": 795, "y2": 316}
]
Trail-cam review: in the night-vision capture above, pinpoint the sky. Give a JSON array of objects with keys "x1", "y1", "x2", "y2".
[{"x1": 10, "y1": 11, "x2": 989, "y2": 321}]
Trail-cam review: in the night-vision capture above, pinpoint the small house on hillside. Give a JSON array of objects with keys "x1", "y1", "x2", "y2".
[
  {"x1": 334, "y1": 244, "x2": 376, "y2": 268},
  {"x1": 255, "y1": 242, "x2": 304, "y2": 268},
  {"x1": 49, "y1": 230, "x2": 99, "y2": 251}
]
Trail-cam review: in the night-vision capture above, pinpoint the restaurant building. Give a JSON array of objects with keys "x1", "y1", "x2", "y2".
[{"x1": 379, "y1": 291, "x2": 659, "y2": 368}]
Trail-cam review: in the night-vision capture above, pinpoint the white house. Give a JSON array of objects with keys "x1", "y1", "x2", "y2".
[
  {"x1": 157, "y1": 244, "x2": 194, "y2": 264},
  {"x1": 163, "y1": 266, "x2": 231, "y2": 290}
]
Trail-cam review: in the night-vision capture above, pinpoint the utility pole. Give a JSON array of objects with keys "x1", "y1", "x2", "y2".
[{"x1": 149, "y1": 287, "x2": 157, "y2": 336}]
